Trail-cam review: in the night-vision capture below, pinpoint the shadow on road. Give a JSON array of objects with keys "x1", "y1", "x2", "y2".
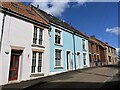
[
  {"x1": 23, "y1": 61, "x2": 120, "y2": 90},
  {"x1": 2, "y1": 61, "x2": 120, "y2": 90}
]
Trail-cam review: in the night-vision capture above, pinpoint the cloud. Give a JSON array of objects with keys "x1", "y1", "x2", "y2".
[
  {"x1": 32, "y1": 0, "x2": 69, "y2": 16},
  {"x1": 106, "y1": 27, "x2": 120, "y2": 35},
  {"x1": 31, "y1": 0, "x2": 120, "y2": 17},
  {"x1": 31, "y1": 0, "x2": 88, "y2": 17}
]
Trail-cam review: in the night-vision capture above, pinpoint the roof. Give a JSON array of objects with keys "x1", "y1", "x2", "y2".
[
  {"x1": 31, "y1": 5, "x2": 88, "y2": 38},
  {"x1": 105, "y1": 43, "x2": 116, "y2": 50},
  {"x1": 89, "y1": 36, "x2": 106, "y2": 49},
  {"x1": 89, "y1": 36, "x2": 116, "y2": 50},
  {"x1": 0, "y1": 1, "x2": 49, "y2": 27}
]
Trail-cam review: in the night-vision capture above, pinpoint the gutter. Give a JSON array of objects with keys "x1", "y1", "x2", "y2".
[{"x1": 0, "y1": 12, "x2": 6, "y2": 53}]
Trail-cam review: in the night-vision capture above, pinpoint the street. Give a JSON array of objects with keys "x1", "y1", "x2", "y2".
[{"x1": 24, "y1": 63, "x2": 120, "y2": 89}]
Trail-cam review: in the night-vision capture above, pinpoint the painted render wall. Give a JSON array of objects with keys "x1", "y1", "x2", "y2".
[
  {"x1": 106, "y1": 46, "x2": 116, "y2": 64},
  {"x1": 0, "y1": 12, "x2": 4, "y2": 85},
  {"x1": 74, "y1": 35, "x2": 90, "y2": 69},
  {"x1": 1, "y1": 13, "x2": 50, "y2": 85},
  {"x1": 50, "y1": 25, "x2": 90, "y2": 75},
  {"x1": 1, "y1": 14, "x2": 33, "y2": 85}
]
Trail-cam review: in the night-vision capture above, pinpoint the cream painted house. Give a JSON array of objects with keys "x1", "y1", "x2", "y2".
[
  {"x1": 105, "y1": 43, "x2": 117, "y2": 65},
  {"x1": 0, "y1": 2, "x2": 50, "y2": 85}
]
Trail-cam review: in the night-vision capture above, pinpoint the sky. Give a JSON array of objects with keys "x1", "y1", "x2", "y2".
[{"x1": 18, "y1": 0, "x2": 119, "y2": 48}]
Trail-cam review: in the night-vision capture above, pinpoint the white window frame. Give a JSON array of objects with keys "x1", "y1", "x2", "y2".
[
  {"x1": 33, "y1": 26, "x2": 44, "y2": 46},
  {"x1": 83, "y1": 53, "x2": 87, "y2": 66},
  {"x1": 54, "y1": 48, "x2": 63, "y2": 68},
  {"x1": 31, "y1": 51, "x2": 43, "y2": 74},
  {"x1": 54, "y1": 27, "x2": 63, "y2": 45},
  {"x1": 82, "y1": 39, "x2": 86, "y2": 50}
]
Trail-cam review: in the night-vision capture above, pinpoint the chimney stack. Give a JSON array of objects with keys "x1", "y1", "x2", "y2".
[{"x1": 37, "y1": 5, "x2": 39, "y2": 9}]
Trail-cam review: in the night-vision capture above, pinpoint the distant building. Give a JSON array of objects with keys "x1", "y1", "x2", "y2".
[
  {"x1": 88, "y1": 36, "x2": 107, "y2": 67},
  {"x1": 105, "y1": 43, "x2": 117, "y2": 65}
]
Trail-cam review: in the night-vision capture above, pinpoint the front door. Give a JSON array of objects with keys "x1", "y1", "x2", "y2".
[
  {"x1": 66, "y1": 51, "x2": 71, "y2": 70},
  {"x1": 9, "y1": 50, "x2": 22, "y2": 81}
]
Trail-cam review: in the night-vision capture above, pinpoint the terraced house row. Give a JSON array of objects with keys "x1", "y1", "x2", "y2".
[{"x1": 0, "y1": 1, "x2": 117, "y2": 85}]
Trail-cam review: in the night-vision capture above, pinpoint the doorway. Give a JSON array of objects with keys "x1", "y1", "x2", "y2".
[
  {"x1": 66, "y1": 51, "x2": 71, "y2": 70},
  {"x1": 8, "y1": 49, "x2": 22, "y2": 81},
  {"x1": 77, "y1": 52, "x2": 80, "y2": 68}
]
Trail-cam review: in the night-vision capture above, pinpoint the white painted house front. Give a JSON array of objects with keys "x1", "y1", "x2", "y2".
[{"x1": 0, "y1": 2, "x2": 50, "y2": 85}]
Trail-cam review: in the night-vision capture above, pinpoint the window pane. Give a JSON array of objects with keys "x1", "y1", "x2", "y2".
[
  {"x1": 31, "y1": 66, "x2": 35, "y2": 73},
  {"x1": 39, "y1": 29, "x2": 43, "y2": 45},
  {"x1": 38, "y1": 52, "x2": 42, "y2": 72},
  {"x1": 33, "y1": 27, "x2": 37, "y2": 44},
  {"x1": 38, "y1": 66, "x2": 41, "y2": 72},
  {"x1": 31, "y1": 52, "x2": 36, "y2": 73},
  {"x1": 82, "y1": 40, "x2": 85, "y2": 50},
  {"x1": 55, "y1": 49, "x2": 61, "y2": 66},
  {"x1": 83, "y1": 53, "x2": 86, "y2": 65},
  {"x1": 55, "y1": 29, "x2": 61, "y2": 44}
]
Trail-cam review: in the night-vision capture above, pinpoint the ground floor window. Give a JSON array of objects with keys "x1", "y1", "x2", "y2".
[
  {"x1": 31, "y1": 51, "x2": 43, "y2": 73},
  {"x1": 83, "y1": 53, "x2": 86, "y2": 65},
  {"x1": 55, "y1": 49, "x2": 62, "y2": 67},
  {"x1": 108, "y1": 56, "x2": 111, "y2": 62}
]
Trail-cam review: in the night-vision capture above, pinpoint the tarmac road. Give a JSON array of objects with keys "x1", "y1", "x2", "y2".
[{"x1": 24, "y1": 64, "x2": 120, "y2": 89}]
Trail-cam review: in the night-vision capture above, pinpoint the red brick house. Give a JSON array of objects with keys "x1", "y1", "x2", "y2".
[{"x1": 88, "y1": 35, "x2": 107, "y2": 67}]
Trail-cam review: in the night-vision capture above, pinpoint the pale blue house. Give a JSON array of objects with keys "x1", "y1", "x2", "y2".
[{"x1": 33, "y1": 6, "x2": 90, "y2": 74}]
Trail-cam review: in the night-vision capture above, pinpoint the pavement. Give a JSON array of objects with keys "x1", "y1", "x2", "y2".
[{"x1": 1, "y1": 62, "x2": 120, "y2": 90}]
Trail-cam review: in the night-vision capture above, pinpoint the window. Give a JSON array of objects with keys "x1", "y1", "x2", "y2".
[
  {"x1": 111, "y1": 49, "x2": 113, "y2": 53},
  {"x1": 114, "y1": 50, "x2": 116, "y2": 54},
  {"x1": 55, "y1": 49, "x2": 62, "y2": 67},
  {"x1": 96, "y1": 46, "x2": 98, "y2": 52},
  {"x1": 31, "y1": 52, "x2": 43, "y2": 73},
  {"x1": 83, "y1": 53, "x2": 86, "y2": 65},
  {"x1": 82, "y1": 39, "x2": 86, "y2": 50},
  {"x1": 11, "y1": 2, "x2": 21, "y2": 9},
  {"x1": 55, "y1": 29, "x2": 61, "y2": 45},
  {"x1": 26, "y1": 9, "x2": 34, "y2": 15},
  {"x1": 108, "y1": 47, "x2": 110, "y2": 53},
  {"x1": 33, "y1": 26, "x2": 43, "y2": 45},
  {"x1": 108, "y1": 56, "x2": 111, "y2": 62}
]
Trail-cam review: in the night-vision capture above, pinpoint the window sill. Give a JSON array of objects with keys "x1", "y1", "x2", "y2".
[
  {"x1": 83, "y1": 65, "x2": 88, "y2": 68},
  {"x1": 54, "y1": 43, "x2": 63, "y2": 47},
  {"x1": 30, "y1": 73, "x2": 44, "y2": 77},
  {"x1": 32, "y1": 44, "x2": 45, "y2": 48},
  {"x1": 54, "y1": 66, "x2": 64, "y2": 69},
  {"x1": 83, "y1": 49, "x2": 87, "y2": 51}
]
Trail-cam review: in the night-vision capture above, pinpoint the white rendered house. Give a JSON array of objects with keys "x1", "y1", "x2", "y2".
[{"x1": 0, "y1": 2, "x2": 50, "y2": 85}]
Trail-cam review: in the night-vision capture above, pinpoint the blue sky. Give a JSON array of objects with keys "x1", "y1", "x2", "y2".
[{"x1": 19, "y1": 0, "x2": 119, "y2": 48}]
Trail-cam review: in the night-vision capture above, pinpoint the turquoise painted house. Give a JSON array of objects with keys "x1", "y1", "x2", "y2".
[{"x1": 33, "y1": 6, "x2": 90, "y2": 75}]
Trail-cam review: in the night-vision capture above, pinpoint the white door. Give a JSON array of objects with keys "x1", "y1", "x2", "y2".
[
  {"x1": 66, "y1": 51, "x2": 72, "y2": 70},
  {"x1": 77, "y1": 52, "x2": 80, "y2": 69}
]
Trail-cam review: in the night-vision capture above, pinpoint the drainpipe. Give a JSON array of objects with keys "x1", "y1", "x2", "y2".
[
  {"x1": 72, "y1": 32, "x2": 76, "y2": 70},
  {"x1": 0, "y1": 13, "x2": 6, "y2": 53}
]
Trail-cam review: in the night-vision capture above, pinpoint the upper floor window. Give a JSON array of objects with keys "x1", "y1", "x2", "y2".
[
  {"x1": 55, "y1": 29, "x2": 62, "y2": 45},
  {"x1": 82, "y1": 39, "x2": 86, "y2": 50},
  {"x1": 111, "y1": 49, "x2": 113, "y2": 53},
  {"x1": 33, "y1": 26, "x2": 43, "y2": 45},
  {"x1": 108, "y1": 47, "x2": 110, "y2": 53},
  {"x1": 114, "y1": 50, "x2": 116, "y2": 54},
  {"x1": 96, "y1": 45, "x2": 99, "y2": 52}
]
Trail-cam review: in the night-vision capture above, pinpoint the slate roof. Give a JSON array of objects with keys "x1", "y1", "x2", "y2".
[{"x1": 31, "y1": 5, "x2": 88, "y2": 38}]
